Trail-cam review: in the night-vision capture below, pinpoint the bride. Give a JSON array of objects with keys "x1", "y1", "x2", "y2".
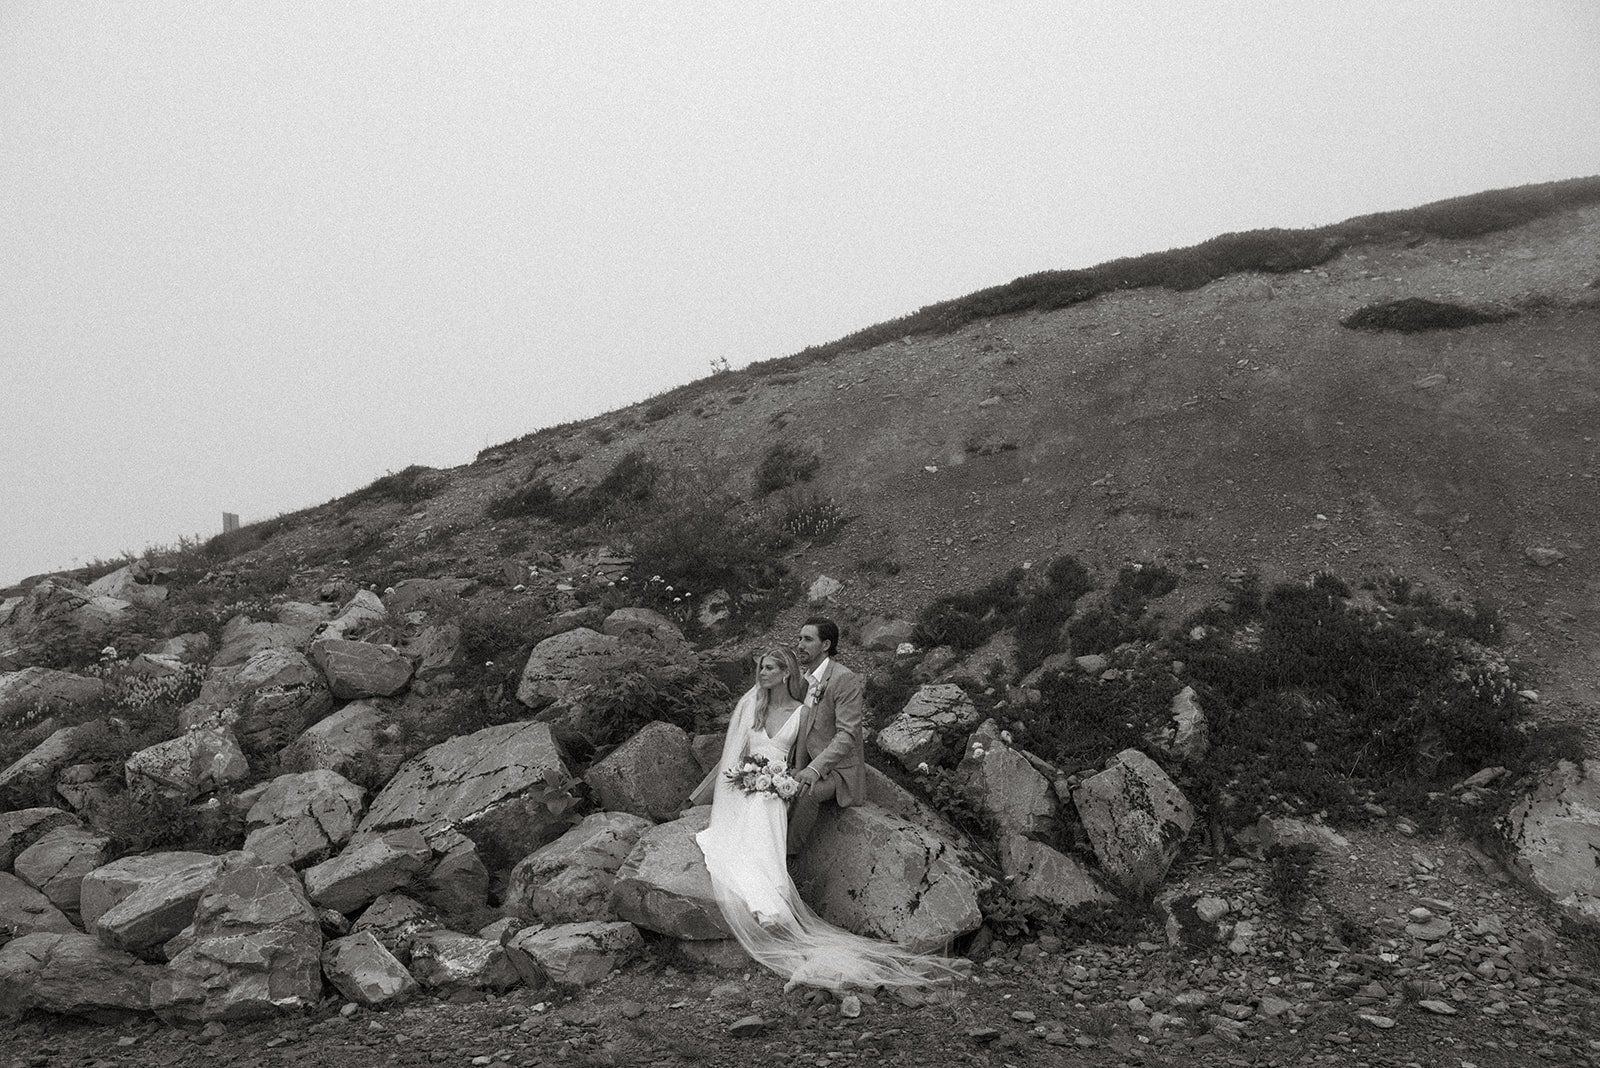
[{"x1": 690, "y1": 647, "x2": 965, "y2": 992}]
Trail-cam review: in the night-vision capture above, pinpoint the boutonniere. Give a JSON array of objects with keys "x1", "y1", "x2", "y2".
[{"x1": 807, "y1": 678, "x2": 827, "y2": 706}]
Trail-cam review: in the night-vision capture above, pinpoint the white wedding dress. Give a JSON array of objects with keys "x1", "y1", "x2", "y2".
[{"x1": 693, "y1": 686, "x2": 965, "y2": 992}]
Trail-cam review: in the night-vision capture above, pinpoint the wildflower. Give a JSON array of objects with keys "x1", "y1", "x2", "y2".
[
  {"x1": 99, "y1": 646, "x2": 118, "y2": 659},
  {"x1": 971, "y1": 744, "x2": 986, "y2": 758},
  {"x1": 917, "y1": 762, "x2": 930, "y2": 774},
  {"x1": 673, "y1": 597, "x2": 681, "y2": 603},
  {"x1": 1000, "y1": 730, "x2": 1013, "y2": 744},
  {"x1": 485, "y1": 661, "x2": 495, "y2": 668}
]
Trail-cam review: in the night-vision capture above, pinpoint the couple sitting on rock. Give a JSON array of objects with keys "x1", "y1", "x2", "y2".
[{"x1": 687, "y1": 617, "x2": 962, "y2": 992}]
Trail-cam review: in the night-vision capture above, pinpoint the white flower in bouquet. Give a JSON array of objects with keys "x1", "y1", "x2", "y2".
[
  {"x1": 767, "y1": 758, "x2": 788, "y2": 775},
  {"x1": 775, "y1": 777, "x2": 799, "y2": 800},
  {"x1": 753, "y1": 774, "x2": 773, "y2": 792}
]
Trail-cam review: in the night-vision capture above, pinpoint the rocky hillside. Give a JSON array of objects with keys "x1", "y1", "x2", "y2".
[{"x1": 2, "y1": 178, "x2": 1599, "y2": 1064}]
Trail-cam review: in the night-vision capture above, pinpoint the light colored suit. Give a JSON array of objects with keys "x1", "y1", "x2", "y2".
[{"x1": 790, "y1": 657, "x2": 866, "y2": 806}]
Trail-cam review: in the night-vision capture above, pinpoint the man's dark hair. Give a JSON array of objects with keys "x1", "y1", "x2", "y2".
[{"x1": 804, "y1": 616, "x2": 839, "y2": 657}]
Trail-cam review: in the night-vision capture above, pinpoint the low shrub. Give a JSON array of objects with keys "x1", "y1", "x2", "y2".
[
  {"x1": 625, "y1": 475, "x2": 789, "y2": 612},
  {"x1": 1341, "y1": 298, "x2": 1514, "y2": 333},
  {"x1": 1265, "y1": 843, "x2": 1323, "y2": 914},
  {"x1": 99, "y1": 787, "x2": 245, "y2": 856},
  {"x1": 562, "y1": 654, "x2": 731, "y2": 760},
  {"x1": 754, "y1": 441, "x2": 822, "y2": 496},
  {"x1": 1014, "y1": 555, "x2": 1095, "y2": 673},
  {"x1": 341, "y1": 465, "x2": 444, "y2": 507},
  {"x1": 1065, "y1": 562, "x2": 1175, "y2": 656},
  {"x1": 911, "y1": 568, "x2": 1026, "y2": 651}
]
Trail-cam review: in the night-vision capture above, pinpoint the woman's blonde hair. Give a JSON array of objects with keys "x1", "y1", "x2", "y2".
[{"x1": 752, "y1": 646, "x2": 808, "y2": 730}]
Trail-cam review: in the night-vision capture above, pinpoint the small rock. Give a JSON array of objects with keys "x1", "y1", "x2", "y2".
[
  {"x1": 966, "y1": 1027, "x2": 1000, "y2": 1044},
  {"x1": 1417, "y1": 999, "x2": 1458, "y2": 1016},
  {"x1": 1523, "y1": 547, "x2": 1566, "y2": 567},
  {"x1": 727, "y1": 1015, "x2": 765, "y2": 1037},
  {"x1": 1357, "y1": 1013, "x2": 1396, "y2": 1030},
  {"x1": 840, "y1": 994, "x2": 862, "y2": 1018}
]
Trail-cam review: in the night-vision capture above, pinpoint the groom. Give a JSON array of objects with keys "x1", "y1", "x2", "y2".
[{"x1": 786, "y1": 616, "x2": 866, "y2": 855}]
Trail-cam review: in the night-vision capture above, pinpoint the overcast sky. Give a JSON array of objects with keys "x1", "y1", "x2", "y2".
[{"x1": 3, "y1": 2, "x2": 1598, "y2": 586}]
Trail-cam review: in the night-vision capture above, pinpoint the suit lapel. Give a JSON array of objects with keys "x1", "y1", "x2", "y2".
[{"x1": 792, "y1": 661, "x2": 831, "y2": 763}]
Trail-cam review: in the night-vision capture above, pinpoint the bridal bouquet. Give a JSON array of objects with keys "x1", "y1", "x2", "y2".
[{"x1": 724, "y1": 754, "x2": 801, "y2": 801}]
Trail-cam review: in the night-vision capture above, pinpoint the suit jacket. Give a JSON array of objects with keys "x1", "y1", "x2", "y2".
[{"x1": 791, "y1": 658, "x2": 866, "y2": 807}]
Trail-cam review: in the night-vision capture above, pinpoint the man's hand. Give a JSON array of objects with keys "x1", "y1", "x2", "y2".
[{"x1": 794, "y1": 768, "x2": 820, "y2": 797}]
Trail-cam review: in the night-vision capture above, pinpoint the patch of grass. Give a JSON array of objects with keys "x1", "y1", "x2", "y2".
[
  {"x1": 641, "y1": 399, "x2": 677, "y2": 423},
  {"x1": 1342, "y1": 298, "x2": 1515, "y2": 332},
  {"x1": 625, "y1": 472, "x2": 790, "y2": 612},
  {"x1": 1066, "y1": 563, "x2": 1176, "y2": 657},
  {"x1": 98, "y1": 786, "x2": 246, "y2": 856},
  {"x1": 777, "y1": 491, "x2": 849, "y2": 544},
  {"x1": 754, "y1": 441, "x2": 822, "y2": 496},
  {"x1": 1265, "y1": 843, "x2": 1322, "y2": 914}
]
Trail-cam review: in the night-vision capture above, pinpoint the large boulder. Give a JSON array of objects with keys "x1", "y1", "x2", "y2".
[
  {"x1": 601, "y1": 608, "x2": 690, "y2": 655},
  {"x1": 515, "y1": 628, "x2": 625, "y2": 711},
  {"x1": 859, "y1": 617, "x2": 915, "y2": 652},
  {"x1": 383, "y1": 577, "x2": 475, "y2": 617},
  {"x1": 1505, "y1": 759, "x2": 1600, "y2": 926},
  {"x1": 959, "y1": 721, "x2": 1056, "y2": 841},
  {"x1": 2, "y1": 579, "x2": 129, "y2": 642},
  {"x1": 1072, "y1": 749, "x2": 1194, "y2": 894},
  {"x1": 277, "y1": 700, "x2": 402, "y2": 785},
  {"x1": 124, "y1": 728, "x2": 249, "y2": 800},
  {"x1": 503, "y1": 921, "x2": 641, "y2": 988},
  {"x1": 81, "y1": 852, "x2": 224, "y2": 949},
  {"x1": 0, "y1": 871, "x2": 77, "y2": 939},
  {"x1": 998, "y1": 835, "x2": 1116, "y2": 911},
  {"x1": 180, "y1": 649, "x2": 334, "y2": 757},
  {"x1": 790, "y1": 804, "x2": 983, "y2": 953},
  {"x1": 0, "y1": 931, "x2": 163, "y2": 1020},
  {"x1": 407, "y1": 930, "x2": 520, "y2": 991},
  {"x1": 321, "y1": 930, "x2": 417, "y2": 1006},
  {"x1": 86, "y1": 560, "x2": 168, "y2": 609},
  {"x1": 0, "y1": 722, "x2": 103, "y2": 808},
  {"x1": 861, "y1": 767, "x2": 962, "y2": 842},
  {"x1": 874, "y1": 684, "x2": 979, "y2": 771},
  {"x1": 212, "y1": 615, "x2": 317, "y2": 669},
  {"x1": 0, "y1": 807, "x2": 81, "y2": 872},
  {"x1": 0, "y1": 668, "x2": 106, "y2": 722},
  {"x1": 583, "y1": 721, "x2": 703, "y2": 822},
  {"x1": 609, "y1": 807, "x2": 729, "y2": 940},
  {"x1": 355, "y1": 720, "x2": 573, "y2": 871},
  {"x1": 151, "y1": 856, "x2": 323, "y2": 1022},
  {"x1": 243, "y1": 771, "x2": 367, "y2": 868},
  {"x1": 504, "y1": 811, "x2": 652, "y2": 923},
  {"x1": 309, "y1": 638, "x2": 414, "y2": 700},
  {"x1": 304, "y1": 829, "x2": 431, "y2": 914},
  {"x1": 12, "y1": 826, "x2": 112, "y2": 921}
]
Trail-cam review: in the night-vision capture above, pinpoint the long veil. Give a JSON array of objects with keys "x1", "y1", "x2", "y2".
[{"x1": 693, "y1": 685, "x2": 967, "y2": 993}]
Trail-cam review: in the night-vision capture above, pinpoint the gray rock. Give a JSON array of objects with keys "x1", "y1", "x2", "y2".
[
  {"x1": 875, "y1": 684, "x2": 979, "y2": 771},
  {"x1": 396, "y1": 622, "x2": 461, "y2": 678},
  {"x1": 86, "y1": 560, "x2": 168, "y2": 609},
  {"x1": 275, "y1": 601, "x2": 337, "y2": 628},
  {"x1": 0, "y1": 667, "x2": 106, "y2": 722},
  {"x1": 673, "y1": 938, "x2": 750, "y2": 973},
  {"x1": 504, "y1": 811, "x2": 652, "y2": 923},
  {"x1": 859, "y1": 617, "x2": 915, "y2": 652},
  {"x1": 861, "y1": 766, "x2": 961, "y2": 841},
  {"x1": 503, "y1": 921, "x2": 641, "y2": 987},
  {"x1": 407, "y1": 930, "x2": 520, "y2": 991},
  {"x1": 0, "y1": 722, "x2": 103, "y2": 808},
  {"x1": 583, "y1": 721, "x2": 703, "y2": 822},
  {"x1": 1150, "y1": 685, "x2": 1209, "y2": 761},
  {"x1": 1072, "y1": 749, "x2": 1194, "y2": 894},
  {"x1": 609, "y1": 807, "x2": 729, "y2": 940},
  {"x1": 0, "y1": 807, "x2": 81, "y2": 872},
  {"x1": 0, "y1": 870, "x2": 77, "y2": 938},
  {"x1": 179, "y1": 649, "x2": 334, "y2": 757},
  {"x1": 151, "y1": 855, "x2": 323, "y2": 1022},
  {"x1": 213, "y1": 615, "x2": 317, "y2": 669},
  {"x1": 82, "y1": 852, "x2": 224, "y2": 949},
  {"x1": 316, "y1": 590, "x2": 389, "y2": 641},
  {"x1": 1074, "y1": 654, "x2": 1109, "y2": 675},
  {"x1": 277, "y1": 700, "x2": 395, "y2": 782},
  {"x1": 1505, "y1": 758, "x2": 1600, "y2": 926},
  {"x1": 515, "y1": 627, "x2": 625, "y2": 711},
  {"x1": 960, "y1": 721, "x2": 1055, "y2": 840},
  {"x1": 321, "y1": 930, "x2": 417, "y2": 1005},
  {"x1": 791, "y1": 803, "x2": 983, "y2": 953},
  {"x1": 0, "y1": 930, "x2": 163, "y2": 1020},
  {"x1": 243, "y1": 771, "x2": 367, "y2": 868},
  {"x1": 383, "y1": 578, "x2": 475, "y2": 617},
  {"x1": 998, "y1": 835, "x2": 1115, "y2": 911},
  {"x1": 1524, "y1": 546, "x2": 1567, "y2": 567},
  {"x1": 602, "y1": 607, "x2": 690, "y2": 654},
  {"x1": 13, "y1": 826, "x2": 112, "y2": 920},
  {"x1": 304, "y1": 829, "x2": 431, "y2": 914},
  {"x1": 1255, "y1": 815, "x2": 1351, "y2": 854},
  {"x1": 415, "y1": 827, "x2": 489, "y2": 916},
  {"x1": 350, "y1": 892, "x2": 440, "y2": 964},
  {"x1": 124, "y1": 728, "x2": 249, "y2": 800},
  {"x1": 309, "y1": 638, "x2": 414, "y2": 700},
  {"x1": 356, "y1": 719, "x2": 573, "y2": 872},
  {"x1": 806, "y1": 575, "x2": 843, "y2": 604}
]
